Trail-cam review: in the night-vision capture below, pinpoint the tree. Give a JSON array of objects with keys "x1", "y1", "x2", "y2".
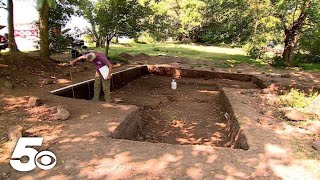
[
  {"x1": 77, "y1": 0, "x2": 103, "y2": 47},
  {"x1": 0, "y1": 0, "x2": 19, "y2": 53},
  {"x1": 37, "y1": 0, "x2": 57, "y2": 59},
  {"x1": 7, "y1": 0, "x2": 19, "y2": 52},
  {"x1": 95, "y1": 0, "x2": 146, "y2": 56},
  {"x1": 143, "y1": 0, "x2": 206, "y2": 41},
  {"x1": 269, "y1": 0, "x2": 320, "y2": 66}
]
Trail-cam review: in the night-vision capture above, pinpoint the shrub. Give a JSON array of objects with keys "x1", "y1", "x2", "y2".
[
  {"x1": 271, "y1": 56, "x2": 287, "y2": 67},
  {"x1": 244, "y1": 43, "x2": 263, "y2": 59},
  {"x1": 279, "y1": 88, "x2": 318, "y2": 108},
  {"x1": 135, "y1": 32, "x2": 155, "y2": 44}
]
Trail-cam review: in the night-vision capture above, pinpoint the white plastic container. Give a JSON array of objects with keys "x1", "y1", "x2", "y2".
[{"x1": 171, "y1": 79, "x2": 177, "y2": 90}]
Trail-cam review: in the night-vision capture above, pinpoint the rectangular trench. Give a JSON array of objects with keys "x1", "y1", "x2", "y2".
[{"x1": 51, "y1": 65, "x2": 264, "y2": 150}]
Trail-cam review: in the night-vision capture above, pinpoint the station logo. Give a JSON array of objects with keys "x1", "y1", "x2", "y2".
[{"x1": 10, "y1": 137, "x2": 57, "y2": 172}]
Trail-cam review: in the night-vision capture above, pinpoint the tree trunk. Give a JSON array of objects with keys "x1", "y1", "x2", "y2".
[
  {"x1": 282, "y1": 0, "x2": 310, "y2": 67},
  {"x1": 283, "y1": 30, "x2": 296, "y2": 66},
  {"x1": 7, "y1": 0, "x2": 18, "y2": 52},
  {"x1": 95, "y1": 41, "x2": 101, "y2": 48},
  {"x1": 39, "y1": 0, "x2": 50, "y2": 59},
  {"x1": 105, "y1": 39, "x2": 110, "y2": 57}
]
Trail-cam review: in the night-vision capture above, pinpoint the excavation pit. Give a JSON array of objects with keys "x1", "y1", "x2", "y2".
[{"x1": 51, "y1": 66, "x2": 265, "y2": 150}]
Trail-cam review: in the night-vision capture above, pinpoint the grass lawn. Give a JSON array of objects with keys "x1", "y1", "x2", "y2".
[
  {"x1": 95, "y1": 43, "x2": 267, "y2": 68},
  {"x1": 299, "y1": 63, "x2": 320, "y2": 72}
]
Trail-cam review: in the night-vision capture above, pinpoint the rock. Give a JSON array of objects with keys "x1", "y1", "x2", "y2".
[
  {"x1": 145, "y1": 134, "x2": 151, "y2": 139},
  {"x1": 52, "y1": 106, "x2": 70, "y2": 120},
  {"x1": 28, "y1": 97, "x2": 42, "y2": 107},
  {"x1": 257, "y1": 117, "x2": 273, "y2": 126},
  {"x1": 283, "y1": 108, "x2": 307, "y2": 121},
  {"x1": 261, "y1": 94, "x2": 279, "y2": 106},
  {"x1": 312, "y1": 141, "x2": 320, "y2": 151},
  {"x1": 236, "y1": 70, "x2": 242, "y2": 73},
  {"x1": 280, "y1": 73, "x2": 291, "y2": 78},
  {"x1": 306, "y1": 121, "x2": 320, "y2": 134},
  {"x1": 268, "y1": 84, "x2": 280, "y2": 93},
  {"x1": 210, "y1": 67, "x2": 215, "y2": 71},
  {"x1": 50, "y1": 106, "x2": 58, "y2": 114},
  {"x1": 8, "y1": 125, "x2": 23, "y2": 141},
  {"x1": 138, "y1": 136, "x2": 144, "y2": 141},
  {"x1": 4, "y1": 81, "x2": 13, "y2": 89},
  {"x1": 42, "y1": 78, "x2": 53, "y2": 85}
]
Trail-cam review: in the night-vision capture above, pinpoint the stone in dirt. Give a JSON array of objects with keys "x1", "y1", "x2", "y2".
[
  {"x1": 261, "y1": 94, "x2": 279, "y2": 106},
  {"x1": 306, "y1": 121, "x2": 320, "y2": 134},
  {"x1": 4, "y1": 81, "x2": 13, "y2": 89},
  {"x1": 7, "y1": 125, "x2": 23, "y2": 141},
  {"x1": 28, "y1": 96, "x2": 42, "y2": 107},
  {"x1": 50, "y1": 106, "x2": 58, "y2": 114},
  {"x1": 257, "y1": 117, "x2": 274, "y2": 126},
  {"x1": 210, "y1": 67, "x2": 215, "y2": 71},
  {"x1": 312, "y1": 141, "x2": 320, "y2": 151},
  {"x1": 283, "y1": 108, "x2": 307, "y2": 121},
  {"x1": 280, "y1": 73, "x2": 291, "y2": 78},
  {"x1": 42, "y1": 78, "x2": 53, "y2": 85},
  {"x1": 52, "y1": 106, "x2": 70, "y2": 120}
]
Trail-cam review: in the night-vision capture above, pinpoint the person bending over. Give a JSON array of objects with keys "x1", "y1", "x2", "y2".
[{"x1": 70, "y1": 52, "x2": 112, "y2": 102}]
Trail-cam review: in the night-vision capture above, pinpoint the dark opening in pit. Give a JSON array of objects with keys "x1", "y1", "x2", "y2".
[{"x1": 51, "y1": 66, "x2": 263, "y2": 150}]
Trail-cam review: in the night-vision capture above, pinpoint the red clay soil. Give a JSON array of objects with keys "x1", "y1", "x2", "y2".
[
  {"x1": 1, "y1": 53, "x2": 320, "y2": 179},
  {"x1": 112, "y1": 75, "x2": 258, "y2": 146}
]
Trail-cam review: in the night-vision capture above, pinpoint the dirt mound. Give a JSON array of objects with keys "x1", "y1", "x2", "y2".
[
  {"x1": 119, "y1": 52, "x2": 133, "y2": 60},
  {"x1": 134, "y1": 53, "x2": 151, "y2": 61},
  {"x1": 0, "y1": 52, "x2": 61, "y2": 87}
]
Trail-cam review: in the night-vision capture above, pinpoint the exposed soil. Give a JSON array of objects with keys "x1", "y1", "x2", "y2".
[
  {"x1": 112, "y1": 75, "x2": 258, "y2": 146},
  {"x1": 1, "y1": 51, "x2": 320, "y2": 179}
]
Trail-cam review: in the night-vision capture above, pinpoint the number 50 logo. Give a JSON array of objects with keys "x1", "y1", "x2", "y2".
[{"x1": 10, "y1": 137, "x2": 57, "y2": 172}]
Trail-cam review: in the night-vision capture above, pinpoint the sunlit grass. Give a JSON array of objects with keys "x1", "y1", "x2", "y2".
[{"x1": 94, "y1": 42, "x2": 267, "y2": 68}]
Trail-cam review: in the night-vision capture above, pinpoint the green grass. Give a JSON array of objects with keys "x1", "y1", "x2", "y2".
[
  {"x1": 300, "y1": 63, "x2": 320, "y2": 71},
  {"x1": 94, "y1": 43, "x2": 267, "y2": 68}
]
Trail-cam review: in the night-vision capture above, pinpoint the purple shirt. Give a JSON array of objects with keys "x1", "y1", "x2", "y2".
[{"x1": 86, "y1": 52, "x2": 111, "y2": 70}]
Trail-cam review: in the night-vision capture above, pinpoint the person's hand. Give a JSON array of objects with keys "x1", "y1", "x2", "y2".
[{"x1": 107, "y1": 74, "x2": 112, "y2": 80}]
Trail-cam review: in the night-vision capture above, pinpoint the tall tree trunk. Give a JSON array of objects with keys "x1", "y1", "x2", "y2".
[
  {"x1": 7, "y1": 0, "x2": 18, "y2": 52},
  {"x1": 39, "y1": 0, "x2": 50, "y2": 59},
  {"x1": 105, "y1": 39, "x2": 111, "y2": 57},
  {"x1": 282, "y1": 30, "x2": 297, "y2": 67},
  {"x1": 95, "y1": 40, "x2": 101, "y2": 48}
]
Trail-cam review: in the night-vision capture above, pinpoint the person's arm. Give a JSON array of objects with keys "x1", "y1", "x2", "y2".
[
  {"x1": 70, "y1": 54, "x2": 87, "y2": 66},
  {"x1": 107, "y1": 63, "x2": 112, "y2": 79}
]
